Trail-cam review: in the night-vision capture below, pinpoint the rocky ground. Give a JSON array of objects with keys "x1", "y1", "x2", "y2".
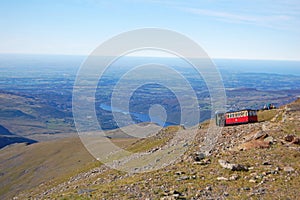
[{"x1": 14, "y1": 99, "x2": 300, "y2": 199}]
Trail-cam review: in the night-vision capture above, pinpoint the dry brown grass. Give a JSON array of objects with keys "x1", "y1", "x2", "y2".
[
  {"x1": 4, "y1": 100, "x2": 300, "y2": 199},
  {"x1": 0, "y1": 137, "x2": 96, "y2": 199},
  {"x1": 257, "y1": 109, "x2": 278, "y2": 122}
]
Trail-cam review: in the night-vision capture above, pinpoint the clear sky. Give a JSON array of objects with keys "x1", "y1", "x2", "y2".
[{"x1": 0, "y1": 0, "x2": 300, "y2": 60}]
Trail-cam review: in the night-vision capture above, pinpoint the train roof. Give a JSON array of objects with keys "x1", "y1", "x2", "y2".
[
  {"x1": 215, "y1": 109, "x2": 258, "y2": 115},
  {"x1": 225, "y1": 109, "x2": 257, "y2": 114}
]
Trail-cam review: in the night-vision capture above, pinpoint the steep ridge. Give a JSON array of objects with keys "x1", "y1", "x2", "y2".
[{"x1": 8, "y1": 99, "x2": 300, "y2": 199}]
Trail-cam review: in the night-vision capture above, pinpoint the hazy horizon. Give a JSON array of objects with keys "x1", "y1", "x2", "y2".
[
  {"x1": 1, "y1": 53, "x2": 300, "y2": 76},
  {"x1": 1, "y1": 1, "x2": 300, "y2": 60}
]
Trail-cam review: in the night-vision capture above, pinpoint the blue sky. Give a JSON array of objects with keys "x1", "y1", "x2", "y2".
[{"x1": 0, "y1": 0, "x2": 300, "y2": 60}]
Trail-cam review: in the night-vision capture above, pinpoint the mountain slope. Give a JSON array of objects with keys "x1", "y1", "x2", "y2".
[
  {"x1": 0, "y1": 137, "x2": 96, "y2": 199},
  {"x1": 11, "y1": 98, "x2": 300, "y2": 199}
]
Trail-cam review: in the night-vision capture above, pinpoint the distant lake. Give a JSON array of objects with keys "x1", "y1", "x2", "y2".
[{"x1": 99, "y1": 103, "x2": 176, "y2": 127}]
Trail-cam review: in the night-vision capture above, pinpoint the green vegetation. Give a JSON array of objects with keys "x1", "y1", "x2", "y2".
[{"x1": 126, "y1": 126, "x2": 178, "y2": 153}]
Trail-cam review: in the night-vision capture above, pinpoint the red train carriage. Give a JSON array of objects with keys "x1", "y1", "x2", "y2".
[{"x1": 215, "y1": 109, "x2": 258, "y2": 126}]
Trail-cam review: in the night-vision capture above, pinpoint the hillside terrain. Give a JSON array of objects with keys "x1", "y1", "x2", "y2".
[
  {"x1": 0, "y1": 137, "x2": 96, "y2": 199},
  {"x1": 0, "y1": 91, "x2": 75, "y2": 143},
  {"x1": 1, "y1": 98, "x2": 298, "y2": 199}
]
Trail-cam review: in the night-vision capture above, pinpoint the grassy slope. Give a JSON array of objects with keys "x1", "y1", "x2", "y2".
[
  {"x1": 4, "y1": 100, "x2": 300, "y2": 199},
  {"x1": 0, "y1": 137, "x2": 96, "y2": 199}
]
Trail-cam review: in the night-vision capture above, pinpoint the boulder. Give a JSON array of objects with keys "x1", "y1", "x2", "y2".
[
  {"x1": 229, "y1": 174, "x2": 240, "y2": 181},
  {"x1": 193, "y1": 158, "x2": 211, "y2": 165},
  {"x1": 292, "y1": 137, "x2": 300, "y2": 145},
  {"x1": 262, "y1": 124, "x2": 269, "y2": 132},
  {"x1": 283, "y1": 166, "x2": 295, "y2": 173},
  {"x1": 264, "y1": 136, "x2": 275, "y2": 144},
  {"x1": 217, "y1": 177, "x2": 228, "y2": 181},
  {"x1": 218, "y1": 159, "x2": 248, "y2": 171},
  {"x1": 175, "y1": 171, "x2": 185, "y2": 175},
  {"x1": 284, "y1": 135, "x2": 300, "y2": 145},
  {"x1": 193, "y1": 152, "x2": 206, "y2": 161},
  {"x1": 253, "y1": 131, "x2": 268, "y2": 140},
  {"x1": 284, "y1": 135, "x2": 295, "y2": 142}
]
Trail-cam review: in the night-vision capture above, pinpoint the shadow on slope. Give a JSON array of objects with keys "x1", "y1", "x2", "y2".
[
  {"x1": 0, "y1": 124, "x2": 37, "y2": 149},
  {"x1": 0, "y1": 124, "x2": 14, "y2": 135}
]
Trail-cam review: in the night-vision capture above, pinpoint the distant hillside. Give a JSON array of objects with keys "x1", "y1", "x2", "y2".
[{"x1": 0, "y1": 91, "x2": 75, "y2": 140}]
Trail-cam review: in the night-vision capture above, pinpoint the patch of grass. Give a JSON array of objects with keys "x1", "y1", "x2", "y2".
[
  {"x1": 109, "y1": 138, "x2": 138, "y2": 149},
  {"x1": 257, "y1": 109, "x2": 278, "y2": 122},
  {"x1": 281, "y1": 122, "x2": 296, "y2": 135},
  {"x1": 46, "y1": 118, "x2": 68, "y2": 130},
  {"x1": 127, "y1": 136, "x2": 169, "y2": 153},
  {"x1": 126, "y1": 126, "x2": 180, "y2": 153}
]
